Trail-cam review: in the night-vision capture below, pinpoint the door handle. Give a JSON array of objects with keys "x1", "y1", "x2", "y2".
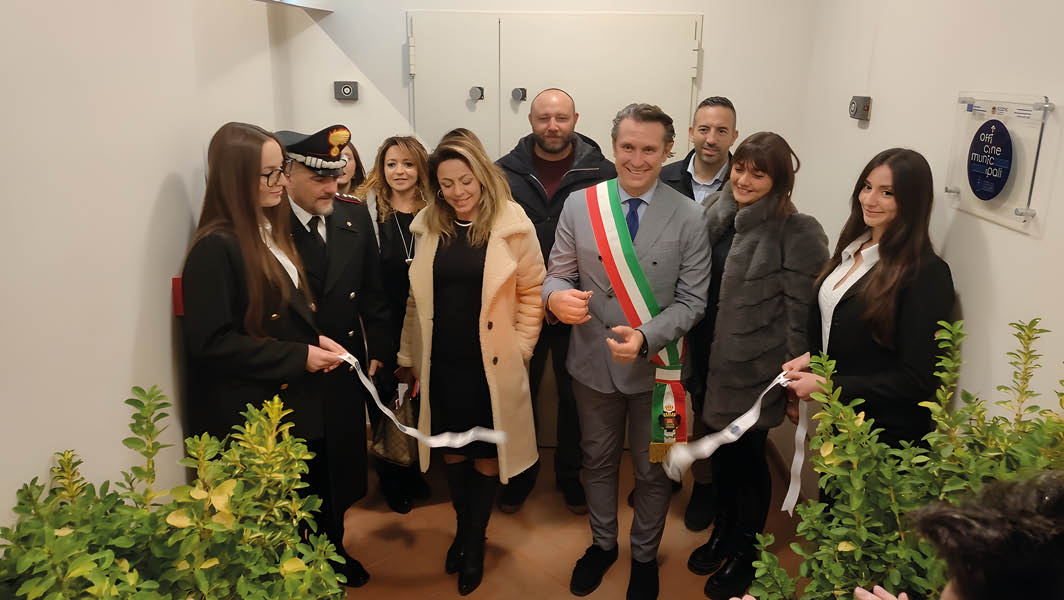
[
  {"x1": 469, "y1": 86, "x2": 485, "y2": 101},
  {"x1": 511, "y1": 87, "x2": 527, "y2": 101}
]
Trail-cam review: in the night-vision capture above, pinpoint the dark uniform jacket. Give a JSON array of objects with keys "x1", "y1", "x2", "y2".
[
  {"x1": 659, "y1": 148, "x2": 731, "y2": 203},
  {"x1": 497, "y1": 132, "x2": 616, "y2": 262},
  {"x1": 288, "y1": 196, "x2": 391, "y2": 504},
  {"x1": 808, "y1": 251, "x2": 954, "y2": 445},
  {"x1": 181, "y1": 230, "x2": 319, "y2": 441}
]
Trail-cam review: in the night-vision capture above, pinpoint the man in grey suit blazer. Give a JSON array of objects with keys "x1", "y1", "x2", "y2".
[{"x1": 543, "y1": 103, "x2": 711, "y2": 600}]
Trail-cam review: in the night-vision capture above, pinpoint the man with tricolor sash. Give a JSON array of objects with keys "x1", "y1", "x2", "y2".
[{"x1": 543, "y1": 103, "x2": 711, "y2": 600}]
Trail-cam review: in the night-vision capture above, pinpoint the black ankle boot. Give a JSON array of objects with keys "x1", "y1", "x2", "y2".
[
  {"x1": 688, "y1": 511, "x2": 733, "y2": 575},
  {"x1": 703, "y1": 536, "x2": 757, "y2": 599},
  {"x1": 459, "y1": 467, "x2": 499, "y2": 595},
  {"x1": 378, "y1": 461, "x2": 412, "y2": 514},
  {"x1": 444, "y1": 461, "x2": 471, "y2": 574}
]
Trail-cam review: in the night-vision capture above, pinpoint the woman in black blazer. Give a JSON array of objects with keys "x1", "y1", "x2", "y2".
[
  {"x1": 783, "y1": 148, "x2": 955, "y2": 446},
  {"x1": 181, "y1": 122, "x2": 348, "y2": 443}
]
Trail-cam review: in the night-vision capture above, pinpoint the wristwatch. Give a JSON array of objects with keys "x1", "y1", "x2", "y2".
[{"x1": 638, "y1": 332, "x2": 649, "y2": 358}]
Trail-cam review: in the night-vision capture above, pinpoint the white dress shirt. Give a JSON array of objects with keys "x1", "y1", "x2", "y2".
[
  {"x1": 686, "y1": 155, "x2": 729, "y2": 205},
  {"x1": 259, "y1": 221, "x2": 300, "y2": 289},
  {"x1": 818, "y1": 231, "x2": 879, "y2": 351},
  {"x1": 289, "y1": 198, "x2": 328, "y2": 244}
]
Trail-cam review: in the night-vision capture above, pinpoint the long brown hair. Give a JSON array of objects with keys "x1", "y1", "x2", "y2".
[
  {"x1": 818, "y1": 148, "x2": 936, "y2": 346},
  {"x1": 731, "y1": 131, "x2": 799, "y2": 219},
  {"x1": 425, "y1": 136, "x2": 510, "y2": 247},
  {"x1": 355, "y1": 136, "x2": 430, "y2": 223},
  {"x1": 190, "y1": 122, "x2": 308, "y2": 337},
  {"x1": 336, "y1": 141, "x2": 366, "y2": 195}
]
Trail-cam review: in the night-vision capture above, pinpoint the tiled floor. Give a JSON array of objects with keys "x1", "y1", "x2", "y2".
[{"x1": 342, "y1": 448, "x2": 802, "y2": 599}]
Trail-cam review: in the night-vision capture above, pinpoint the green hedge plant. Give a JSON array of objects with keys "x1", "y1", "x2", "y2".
[
  {"x1": 0, "y1": 388, "x2": 346, "y2": 599},
  {"x1": 749, "y1": 319, "x2": 1064, "y2": 600}
]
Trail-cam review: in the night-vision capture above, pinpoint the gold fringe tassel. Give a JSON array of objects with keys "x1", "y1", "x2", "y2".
[{"x1": 648, "y1": 442, "x2": 673, "y2": 463}]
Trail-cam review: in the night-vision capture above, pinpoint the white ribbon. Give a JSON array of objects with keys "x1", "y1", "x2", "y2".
[
  {"x1": 780, "y1": 399, "x2": 811, "y2": 515},
  {"x1": 337, "y1": 353, "x2": 508, "y2": 448},
  {"x1": 663, "y1": 371, "x2": 790, "y2": 482}
]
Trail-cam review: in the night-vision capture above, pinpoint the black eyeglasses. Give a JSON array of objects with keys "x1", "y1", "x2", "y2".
[{"x1": 261, "y1": 159, "x2": 295, "y2": 187}]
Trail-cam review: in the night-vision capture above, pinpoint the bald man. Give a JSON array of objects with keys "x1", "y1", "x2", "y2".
[{"x1": 497, "y1": 88, "x2": 616, "y2": 515}]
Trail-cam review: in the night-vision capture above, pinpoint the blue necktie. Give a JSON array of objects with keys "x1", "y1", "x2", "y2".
[{"x1": 626, "y1": 198, "x2": 643, "y2": 241}]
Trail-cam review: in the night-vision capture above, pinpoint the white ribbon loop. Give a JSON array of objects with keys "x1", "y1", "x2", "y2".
[
  {"x1": 663, "y1": 372, "x2": 790, "y2": 482},
  {"x1": 338, "y1": 353, "x2": 508, "y2": 448}
]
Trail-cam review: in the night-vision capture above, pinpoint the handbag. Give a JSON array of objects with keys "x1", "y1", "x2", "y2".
[{"x1": 370, "y1": 384, "x2": 419, "y2": 467}]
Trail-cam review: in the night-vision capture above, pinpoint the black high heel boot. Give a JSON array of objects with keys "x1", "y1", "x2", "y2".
[
  {"x1": 459, "y1": 467, "x2": 499, "y2": 596},
  {"x1": 444, "y1": 460, "x2": 471, "y2": 574}
]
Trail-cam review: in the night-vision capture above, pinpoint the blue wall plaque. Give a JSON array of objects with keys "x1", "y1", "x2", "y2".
[{"x1": 967, "y1": 118, "x2": 1012, "y2": 201}]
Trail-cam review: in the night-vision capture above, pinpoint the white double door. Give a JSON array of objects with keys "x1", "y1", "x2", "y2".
[{"x1": 410, "y1": 11, "x2": 703, "y2": 159}]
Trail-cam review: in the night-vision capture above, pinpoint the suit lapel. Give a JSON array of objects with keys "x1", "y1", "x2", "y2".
[
  {"x1": 633, "y1": 189, "x2": 678, "y2": 257},
  {"x1": 323, "y1": 211, "x2": 359, "y2": 295}
]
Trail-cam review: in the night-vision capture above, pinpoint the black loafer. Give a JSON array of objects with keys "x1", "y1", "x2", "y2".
[
  {"x1": 626, "y1": 558, "x2": 659, "y2": 600},
  {"x1": 570, "y1": 544, "x2": 618, "y2": 596}
]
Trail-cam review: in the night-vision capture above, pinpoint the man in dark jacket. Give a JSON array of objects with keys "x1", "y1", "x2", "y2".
[
  {"x1": 496, "y1": 88, "x2": 615, "y2": 515},
  {"x1": 659, "y1": 96, "x2": 739, "y2": 534},
  {"x1": 660, "y1": 96, "x2": 737, "y2": 206},
  {"x1": 277, "y1": 124, "x2": 392, "y2": 589}
]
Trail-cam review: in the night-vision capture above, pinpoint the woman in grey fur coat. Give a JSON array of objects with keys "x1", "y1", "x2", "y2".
[{"x1": 688, "y1": 132, "x2": 828, "y2": 600}]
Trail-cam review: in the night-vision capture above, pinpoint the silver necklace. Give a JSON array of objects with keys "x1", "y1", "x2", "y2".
[
  {"x1": 454, "y1": 219, "x2": 473, "y2": 228},
  {"x1": 395, "y1": 215, "x2": 414, "y2": 265}
]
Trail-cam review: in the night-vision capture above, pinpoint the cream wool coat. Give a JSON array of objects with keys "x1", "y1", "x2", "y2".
[{"x1": 397, "y1": 200, "x2": 545, "y2": 483}]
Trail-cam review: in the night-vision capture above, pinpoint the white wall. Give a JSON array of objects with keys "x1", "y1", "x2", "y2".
[
  {"x1": 0, "y1": 0, "x2": 279, "y2": 513},
  {"x1": 313, "y1": 1, "x2": 816, "y2": 149},
  {"x1": 796, "y1": 0, "x2": 1064, "y2": 410},
  {"x1": 266, "y1": 5, "x2": 413, "y2": 161}
]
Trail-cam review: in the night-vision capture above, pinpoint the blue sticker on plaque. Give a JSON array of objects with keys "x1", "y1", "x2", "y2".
[{"x1": 967, "y1": 119, "x2": 1012, "y2": 201}]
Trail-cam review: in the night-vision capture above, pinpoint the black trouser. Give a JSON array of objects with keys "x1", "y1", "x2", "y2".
[
  {"x1": 302, "y1": 438, "x2": 356, "y2": 562},
  {"x1": 528, "y1": 321, "x2": 582, "y2": 483},
  {"x1": 711, "y1": 428, "x2": 771, "y2": 549}
]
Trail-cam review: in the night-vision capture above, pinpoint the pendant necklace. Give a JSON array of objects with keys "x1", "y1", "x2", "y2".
[{"x1": 395, "y1": 215, "x2": 414, "y2": 265}]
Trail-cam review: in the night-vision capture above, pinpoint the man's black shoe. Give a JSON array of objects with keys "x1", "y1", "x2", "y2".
[
  {"x1": 569, "y1": 544, "x2": 618, "y2": 596},
  {"x1": 684, "y1": 482, "x2": 717, "y2": 531},
  {"x1": 557, "y1": 479, "x2": 588, "y2": 515},
  {"x1": 626, "y1": 558, "x2": 659, "y2": 600}
]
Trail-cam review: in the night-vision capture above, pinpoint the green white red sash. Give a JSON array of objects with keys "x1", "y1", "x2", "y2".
[{"x1": 585, "y1": 179, "x2": 687, "y2": 462}]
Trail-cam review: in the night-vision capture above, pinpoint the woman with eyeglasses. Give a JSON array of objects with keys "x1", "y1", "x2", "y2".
[{"x1": 181, "y1": 122, "x2": 350, "y2": 446}]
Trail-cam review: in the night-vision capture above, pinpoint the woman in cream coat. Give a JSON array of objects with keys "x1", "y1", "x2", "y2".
[{"x1": 396, "y1": 135, "x2": 544, "y2": 596}]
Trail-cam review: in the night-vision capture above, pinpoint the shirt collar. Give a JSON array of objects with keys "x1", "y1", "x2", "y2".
[
  {"x1": 842, "y1": 230, "x2": 879, "y2": 263},
  {"x1": 687, "y1": 154, "x2": 729, "y2": 187},
  {"x1": 617, "y1": 179, "x2": 659, "y2": 205},
  {"x1": 289, "y1": 197, "x2": 317, "y2": 231}
]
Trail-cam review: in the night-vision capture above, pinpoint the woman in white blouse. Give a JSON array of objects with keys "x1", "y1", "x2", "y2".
[
  {"x1": 782, "y1": 148, "x2": 955, "y2": 446},
  {"x1": 181, "y1": 122, "x2": 349, "y2": 442}
]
